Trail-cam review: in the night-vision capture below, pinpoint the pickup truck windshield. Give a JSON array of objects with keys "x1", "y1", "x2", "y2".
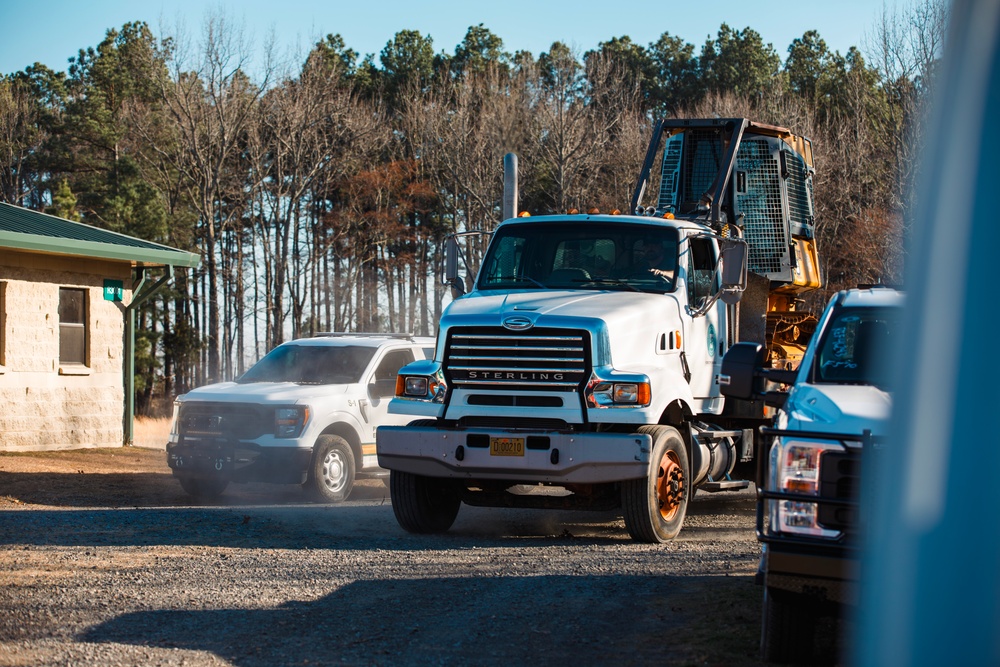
[
  {"x1": 478, "y1": 222, "x2": 680, "y2": 293},
  {"x1": 237, "y1": 345, "x2": 377, "y2": 385},
  {"x1": 813, "y1": 307, "x2": 898, "y2": 387}
]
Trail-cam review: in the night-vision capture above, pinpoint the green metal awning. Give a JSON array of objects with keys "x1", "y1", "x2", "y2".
[{"x1": 0, "y1": 202, "x2": 200, "y2": 268}]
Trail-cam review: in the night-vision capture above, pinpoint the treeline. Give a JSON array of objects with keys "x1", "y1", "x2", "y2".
[{"x1": 0, "y1": 2, "x2": 945, "y2": 413}]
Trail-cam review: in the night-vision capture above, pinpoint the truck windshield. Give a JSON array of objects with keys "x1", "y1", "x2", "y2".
[
  {"x1": 478, "y1": 222, "x2": 680, "y2": 293},
  {"x1": 237, "y1": 345, "x2": 377, "y2": 385},
  {"x1": 813, "y1": 307, "x2": 898, "y2": 387}
]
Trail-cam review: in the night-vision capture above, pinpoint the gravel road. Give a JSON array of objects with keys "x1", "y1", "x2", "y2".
[{"x1": 0, "y1": 448, "x2": 780, "y2": 667}]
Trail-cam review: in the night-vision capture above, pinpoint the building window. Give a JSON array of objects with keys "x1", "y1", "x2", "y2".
[{"x1": 59, "y1": 287, "x2": 87, "y2": 365}]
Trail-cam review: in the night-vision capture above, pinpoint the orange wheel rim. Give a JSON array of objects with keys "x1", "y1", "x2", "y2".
[{"x1": 656, "y1": 450, "x2": 685, "y2": 521}]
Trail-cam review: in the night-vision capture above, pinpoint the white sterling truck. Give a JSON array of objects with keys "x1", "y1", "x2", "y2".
[{"x1": 377, "y1": 118, "x2": 822, "y2": 542}]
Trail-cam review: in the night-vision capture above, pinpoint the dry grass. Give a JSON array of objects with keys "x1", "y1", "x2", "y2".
[{"x1": 132, "y1": 416, "x2": 172, "y2": 450}]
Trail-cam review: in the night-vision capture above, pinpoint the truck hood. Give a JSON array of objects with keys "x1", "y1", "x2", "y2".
[
  {"x1": 180, "y1": 382, "x2": 352, "y2": 404},
  {"x1": 783, "y1": 383, "x2": 892, "y2": 435},
  {"x1": 446, "y1": 290, "x2": 677, "y2": 368}
]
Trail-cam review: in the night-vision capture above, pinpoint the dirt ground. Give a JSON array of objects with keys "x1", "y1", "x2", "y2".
[{"x1": 0, "y1": 445, "x2": 845, "y2": 666}]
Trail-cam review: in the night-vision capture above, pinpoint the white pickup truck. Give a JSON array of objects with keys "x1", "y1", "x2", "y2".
[
  {"x1": 166, "y1": 334, "x2": 434, "y2": 501},
  {"x1": 721, "y1": 286, "x2": 903, "y2": 662}
]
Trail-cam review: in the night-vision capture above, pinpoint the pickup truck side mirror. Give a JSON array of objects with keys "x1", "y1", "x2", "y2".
[
  {"x1": 720, "y1": 341, "x2": 798, "y2": 405},
  {"x1": 719, "y1": 342, "x2": 766, "y2": 399}
]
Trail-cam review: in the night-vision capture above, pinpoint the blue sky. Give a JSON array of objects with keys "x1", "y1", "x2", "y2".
[{"x1": 1, "y1": 0, "x2": 885, "y2": 78}]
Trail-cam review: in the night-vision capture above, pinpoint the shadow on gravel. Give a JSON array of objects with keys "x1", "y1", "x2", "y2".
[
  {"x1": 0, "y1": 471, "x2": 392, "y2": 507},
  {"x1": 0, "y1": 503, "x2": 643, "y2": 550},
  {"x1": 79, "y1": 574, "x2": 766, "y2": 666}
]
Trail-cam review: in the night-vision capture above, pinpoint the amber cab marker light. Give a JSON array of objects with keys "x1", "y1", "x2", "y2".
[
  {"x1": 517, "y1": 211, "x2": 531, "y2": 217},
  {"x1": 587, "y1": 207, "x2": 600, "y2": 215}
]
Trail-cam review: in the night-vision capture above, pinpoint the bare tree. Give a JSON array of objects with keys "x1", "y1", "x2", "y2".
[
  {"x1": 143, "y1": 12, "x2": 272, "y2": 382},
  {"x1": 0, "y1": 78, "x2": 45, "y2": 207}
]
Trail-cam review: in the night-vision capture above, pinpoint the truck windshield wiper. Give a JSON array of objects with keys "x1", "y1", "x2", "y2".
[
  {"x1": 490, "y1": 275, "x2": 546, "y2": 288},
  {"x1": 586, "y1": 277, "x2": 641, "y2": 292}
]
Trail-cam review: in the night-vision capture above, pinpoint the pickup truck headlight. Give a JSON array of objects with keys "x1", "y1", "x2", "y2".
[
  {"x1": 770, "y1": 439, "x2": 842, "y2": 539},
  {"x1": 395, "y1": 370, "x2": 447, "y2": 403},
  {"x1": 275, "y1": 407, "x2": 309, "y2": 438}
]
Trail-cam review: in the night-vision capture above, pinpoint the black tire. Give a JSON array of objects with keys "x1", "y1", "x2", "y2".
[
  {"x1": 621, "y1": 425, "x2": 689, "y2": 543},
  {"x1": 390, "y1": 470, "x2": 460, "y2": 534},
  {"x1": 309, "y1": 435, "x2": 355, "y2": 502},
  {"x1": 177, "y1": 476, "x2": 229, "y2": 499},
  {"x1": 761, "y1": 587, "x2": 817, "y2": 663}
]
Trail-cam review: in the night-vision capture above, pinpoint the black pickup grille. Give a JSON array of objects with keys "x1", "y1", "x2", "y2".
[
  {"x1": 178, "y1": 402, "x2": 269, "y2": 440},
  {"x1": 817, "y1": 450, "x2": 861, "y2": 533},
  {"x1": 444, "y1": 327, "x2": 590, "y2": 391}
]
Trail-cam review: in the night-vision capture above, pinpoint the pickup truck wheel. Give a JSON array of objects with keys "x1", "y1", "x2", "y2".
[
  {"x1": 761, "y1": 587, "x2": 816, "y2": 663},
  {"x1": 178, "y1": 476, "x2": 228, "y2": 499},
  {"x1": 390, "y1": 470, "x2": 460, "y2": 534},
  {"x1": 309, "y1": 435, "x2": 355, "y2": 502},
  {"x1": 621, "y1": 425, "x2": 689, "y2": 543}
]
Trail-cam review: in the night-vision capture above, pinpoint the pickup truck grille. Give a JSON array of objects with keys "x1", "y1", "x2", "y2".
[
  {"x1": 444, "y1": 327, "x2": 590, "y2": 391},
  {"x1": 818, "y1": 450, "x2": 861, "y2": 533},
  {"x1": 178, "y1": 402, "x2": 269, "y2": 440}
]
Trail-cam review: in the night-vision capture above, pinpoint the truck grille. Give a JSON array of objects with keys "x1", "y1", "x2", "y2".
[
  {"x1": 178, "y1": 402, "x2": 269, "y2": 440},
  {"x1": 444, "y1": 327, "x2": 590, "y2": 391},
  {"x1": 818, "y1": 450, "x2": 860, "y2": 533}
]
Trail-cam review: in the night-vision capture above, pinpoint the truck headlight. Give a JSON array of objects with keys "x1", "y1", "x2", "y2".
[
  {"x1": 770, "y1": 439, "x2": 841, "y2": 538},
  {"x1": 275, "y1": 407, "x2": 309, "y2": 438},
  {"x1": 395, "y1": 371, "x2": 447, "y2": 403},
  {"x1": 586, "y1": 376, "x2": 651, "y2": 407}
]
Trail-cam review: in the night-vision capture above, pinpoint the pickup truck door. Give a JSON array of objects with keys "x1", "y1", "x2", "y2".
[{"x1": 362, "y1": 348, "x2": 417, "y2": 440}]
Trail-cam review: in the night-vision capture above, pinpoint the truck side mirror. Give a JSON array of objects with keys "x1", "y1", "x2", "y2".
[
  {"x1": 719, "y1": 238, "x2": 748, "y2": 305},
  {"x1": 444, "y1": 236, "x2": 466, "y2": 298},
  {"x1": 719, "y1": 342, "x2": 766, "y2": 399}
]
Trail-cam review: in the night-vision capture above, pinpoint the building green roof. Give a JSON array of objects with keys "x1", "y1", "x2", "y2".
[{"x1": 0, "y1": 202, "x2": 200, "y2": 268}]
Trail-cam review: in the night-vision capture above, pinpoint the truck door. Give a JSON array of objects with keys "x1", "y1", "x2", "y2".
[{"x1": 684, "y1": 236, "x2": 725, "y2": 404}]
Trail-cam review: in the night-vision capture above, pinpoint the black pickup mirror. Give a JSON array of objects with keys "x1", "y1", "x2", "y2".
[
  {"x1": 719, "y1": 342, "x2": 766, "y2": 399},
  {"x1": 720, "y1": 341, "x2": 799, "y2": 405}
]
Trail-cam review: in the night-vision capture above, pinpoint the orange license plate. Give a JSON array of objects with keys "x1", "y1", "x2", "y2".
[{"x1": 490, "y1": 437, "x2": 524, "y2": 456}]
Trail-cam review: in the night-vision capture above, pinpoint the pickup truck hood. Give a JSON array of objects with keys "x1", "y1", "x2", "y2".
[
  {"x1": 783, "y1": 383, "x2": 892, "y2": 435},
  {"x1": 180, "y1": 382, "x2": 351, "y2": 404},
  {"x1": 446, "y1": 290, "x2": 677, "y2": 367}
]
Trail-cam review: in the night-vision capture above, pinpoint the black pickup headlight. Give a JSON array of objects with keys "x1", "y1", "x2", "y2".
[
  {"x1": 769, "y1": 439, "x2": 843, "y2": 538},
  {"x1": 275, "y1": 406, "x2": 309, "y2": 438}
]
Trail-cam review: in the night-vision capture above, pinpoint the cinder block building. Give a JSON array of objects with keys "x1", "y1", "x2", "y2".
[{"x1": 0, "y1": 202, "x2": 199, "y2": 451}]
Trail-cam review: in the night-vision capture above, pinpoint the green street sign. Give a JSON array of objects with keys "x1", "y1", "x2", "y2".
[{"x1": 103, "y1": 279, "x2": 124, "y2": 302}]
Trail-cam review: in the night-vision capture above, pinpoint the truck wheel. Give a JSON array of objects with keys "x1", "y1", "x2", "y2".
[
  {"x1": 761, "y1": 587, "x2": 817, "y2": 663},
  {"x1": 178, "y1": 476, "x2": 228, "y2": 499},
  {"x1": 390, "y1": 470, "x2": 460, "y2": 534},
  {"x1": 621, "y1": 425, "x2": 689, "y2": 543},
  {"x1": 309, "y1": 435, "x2": 355, "y2": 502}
]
